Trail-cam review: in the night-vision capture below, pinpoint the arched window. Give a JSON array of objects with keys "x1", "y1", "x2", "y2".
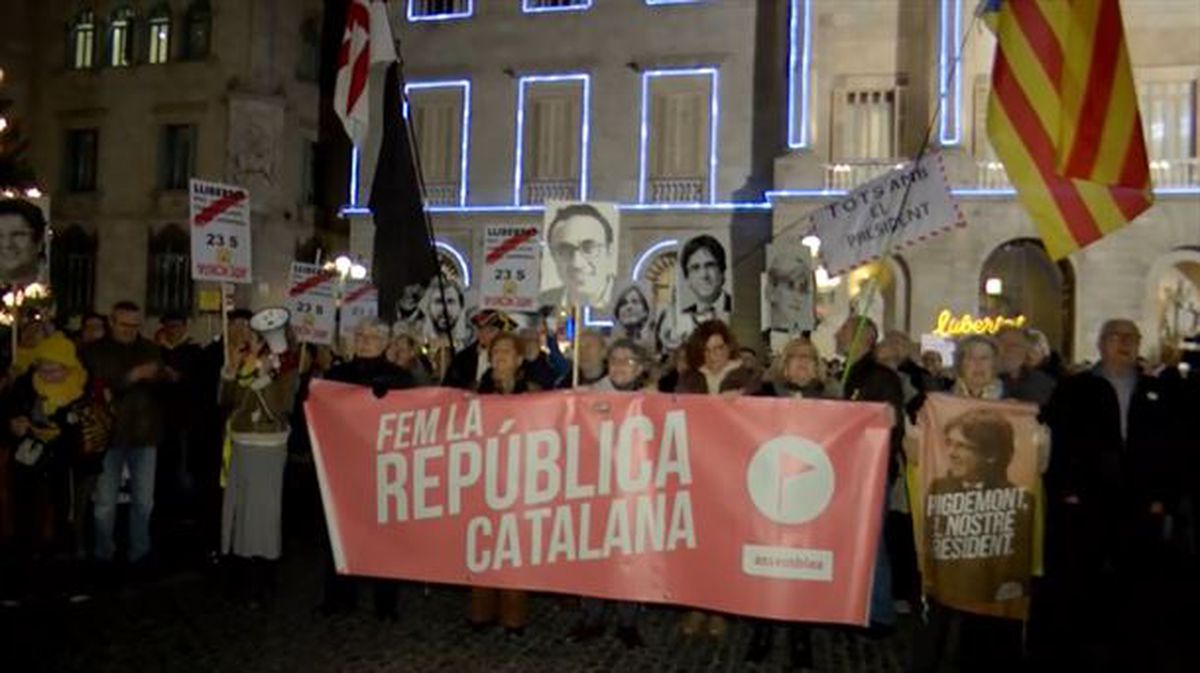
[
  {"x1": 1144, "y1": 246, "x2": 1200, "y2": 359},
  {"x1": 108, "y1": 6, "x2": 137, "y2": 67},
  {"x1": 146, "y1": 225, "x2": 193, "y2": 315},
  {"x1": 147, "y1": 4, "x2": 171, "y2": 65},
  {"x1": 68, "y1": 10, "x2": 97, "y2": 70},
  {"x1": 296, "y1": 15, "x2": 320, "y2": 82},
  {"x1": 50, "y1": 225, "x2": 97, "y2": 317},
  {"x1": 980, "y1": 238, "x2": 1076, "y2": 360},
  {"x1": 182, "y1": 1, "x2": 211, "y2": 61}
]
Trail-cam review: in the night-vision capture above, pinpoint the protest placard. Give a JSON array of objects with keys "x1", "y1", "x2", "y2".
[
  {"x1": 811, "y1": 152, "x2": 965, "y2": 278},
  {"x1": 287, "y1": 262, "x2": 336, "y2": 345},
  {"x1": 189, "y1": 179, "x2": 252, "y2": 283},
  {"x1": 481, "y1": 225, "x2": 541, "y2": 311}
]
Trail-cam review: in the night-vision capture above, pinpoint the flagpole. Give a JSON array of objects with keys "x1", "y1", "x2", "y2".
[{"x1": 571, "y1": 304, "x2": 581, "y2": 389}]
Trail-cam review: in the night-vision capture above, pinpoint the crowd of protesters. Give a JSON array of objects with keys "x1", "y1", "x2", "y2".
[{"x1": 0, "y1": 288, "x2": 1196, "y2": 672}]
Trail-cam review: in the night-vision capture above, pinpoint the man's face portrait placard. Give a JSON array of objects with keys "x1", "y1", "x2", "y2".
[
  {"x1": 674, "y1": 232, "x2": 732, "y2": 335},
  {"x1": 539, "y1": 202, "x2": 620, "y2": 311},
  {"x1": 0, "y1": 198, "x2": 49, "y2": 287}
]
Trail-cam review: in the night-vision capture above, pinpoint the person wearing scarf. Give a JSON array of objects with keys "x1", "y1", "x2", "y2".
[
  {"x1": 906, "y1": 335, "x2": 1049, "y2": 672},
  {"x1": 745, "y1": 337, "x2": 836, "y2": 669},
  {"x1": 218, "y1": 327, "x2": 297, "y2": 608},
  {"x1": 468, "y1": 332, "x2": 537, "y2": 637},
  {"x1": 1, "y1": 332, "x2": 88, "y2": 605}
]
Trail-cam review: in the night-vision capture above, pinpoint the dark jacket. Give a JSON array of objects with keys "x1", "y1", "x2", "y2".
[
  {"x1": 1, "y1": 372, "x2": 87, "y2": 477},
  {"x1": 326, "y1": 357, "x2": 417, "y2": 397},
  {"x1": 82, "y1": 336, "x2": 165, "y2": 449},
  {"x1": 1000, "y1": 367, "x2": 1057, "y2": 408},
  {"x1": 476, "y1": 372, "x2": 538, "y2": 395},
  {"x1": 843, "y1": 353, "x2": 905, "y2": 478},
  {"x1": 160, "y1": 340, "x2": 205, "y2": 430},
  {"x1": 675, "y1": 361, "x2": 759, "y2": 395},
  {"x1": 1044, "y1": 368, "x2": 1179, "y2": 513},
  {"x1": 443, "y1": 341, "x2": 482, "y2": 390},
  {"x1": 757, "y1": 379, "x2": 836, "y2": 400}
]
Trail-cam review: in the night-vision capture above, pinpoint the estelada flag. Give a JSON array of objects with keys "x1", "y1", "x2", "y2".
[
  {"x1": 334, "y1": 0, "x2": 438, "y2": 321},
  {"x1": 983, "y1": 0, "x2": 1153, "y2": 260}
]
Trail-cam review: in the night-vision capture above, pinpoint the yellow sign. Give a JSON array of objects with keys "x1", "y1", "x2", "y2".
[
  {"x1": 932, "y1": 309, "x2": 1026, "y2": 337},
  {"x1": 197, "y1": 288, "x2": 222, "y2": 312}
]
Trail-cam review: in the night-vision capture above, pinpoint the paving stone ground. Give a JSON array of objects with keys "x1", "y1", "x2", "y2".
[{"x1": 0, "y1": 534, "x2": 914, "y2": 673}]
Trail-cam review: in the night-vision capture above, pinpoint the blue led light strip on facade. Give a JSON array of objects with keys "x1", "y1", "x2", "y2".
[{"x1": 787, "y1": 0, "x2": 813, "y2": 149}]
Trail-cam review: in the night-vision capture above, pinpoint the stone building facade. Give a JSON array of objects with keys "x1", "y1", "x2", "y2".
[{"x1": 8, "y1": 0, "x2": 325, "y2": 326}]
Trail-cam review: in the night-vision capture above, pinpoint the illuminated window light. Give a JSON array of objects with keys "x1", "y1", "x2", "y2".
[
  {"x1": 787, "y1": 0, "x2": 812, "y2": 149},
  {"x1": 522, "y1": 0, "x2": 592, "y2": 14},
  {"x1": 638, "y1": 67, "x2": 719, "y2": 205},
  {"x1": 937, "y1": 0, "x2": 962, "y2": 145},
  {"x1": 631, "y1": 238, "x2": 679, "y2": 282},
  {"x1": 434, "y1": 239, "x2": 472, "y2": 287},
  {"x1": 514, "y1": 73, "x2": 591, "y2": 205},
  {"x1": 645, "y1": 0, "x2": 702, "y2": 5},
  {"x1": 404, "y1": 79, "x2": 471, "y2": 207},
  {"x1": 407, "y1": 0, "x2": 473, "y2": 22},
  {"x1": 583, "y1": 305, "x2": 613, "y2": 328},
  {"x1": 349, "y1": 146, "x2": 360, "y2": 206}
]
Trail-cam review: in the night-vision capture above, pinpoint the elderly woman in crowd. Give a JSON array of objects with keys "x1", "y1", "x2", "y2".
[
  {"x1": 565, "y1": 338, "x2": 652, "y2": 648},
  {"x1": 744, "y1": 337, "x2": 835, "y2": 668},
  {"x1": 906, "y1": 334, "x2": 1049, "y2": 672},
  {"x1": 219, "y1": 321, "x2": 298, "y2": 608},
  {"x1": 386, "y1": 329, "x2": 433, "y2": 385},
  {"x1": 675, "y1": 320, "x2": 758, "y2": 638},
  {"x1": 469, "y1": 332, "x2": 535, "y2": 636},
  {"x1": 319, "y1": 318, "x2": 417, "y2": 619}
]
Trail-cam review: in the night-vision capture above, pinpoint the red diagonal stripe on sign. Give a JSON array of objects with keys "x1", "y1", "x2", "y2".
[
  {"x1": 194, "y1": 190, "x2": 247, "y2": 227},
  {"x1": 289, "y1": 271, "x2": 335, "y2": 297},
  {"x1": 486, "y1": 227, "x2": 539, "y2": 264},
  {"x1": 344, "y1": 284, "x2": 375, "y2": 304}
]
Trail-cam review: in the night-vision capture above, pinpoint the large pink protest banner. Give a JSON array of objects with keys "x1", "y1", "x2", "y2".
[{"x1": 306, "y1": 383, "x2": 892, "y2": 625}]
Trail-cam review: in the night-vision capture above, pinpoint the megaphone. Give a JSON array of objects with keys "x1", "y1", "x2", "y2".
[{"x1": 250, "y1": 307, "x2": 291, "y2": 354}]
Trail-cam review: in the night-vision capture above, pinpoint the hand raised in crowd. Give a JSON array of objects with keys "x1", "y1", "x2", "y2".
[{"x1": 8, "y1": 415, "x2": 31, "y2": 438}]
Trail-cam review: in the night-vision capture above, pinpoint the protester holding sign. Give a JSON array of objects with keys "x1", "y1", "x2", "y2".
[
  {"x1": 468, "y1": 331, "x2": 535, "y2": 636},
  {"x1": 907, "y1": 335, "x2": 1047, "y2": 672}
]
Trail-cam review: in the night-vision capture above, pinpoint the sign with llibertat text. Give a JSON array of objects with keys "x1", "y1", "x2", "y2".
[
  {"x1": 306, "y1": 385, "x2": 893, "y2": 625},
  {"x1": 189, "y1": 179, "x2": 252, "y2": 283},
  {"x1": 287, "y1": 262, "x2": 336, "y2": 345},
  {"x1": 810, "y1": 152, "x2": 965, "y2": 278}
]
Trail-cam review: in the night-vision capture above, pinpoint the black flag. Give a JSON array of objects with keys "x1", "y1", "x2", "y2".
[{"x1": 367, "y1": 60, "x2": 439, "y2": 323}]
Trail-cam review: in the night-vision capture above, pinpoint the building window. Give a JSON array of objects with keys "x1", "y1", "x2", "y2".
[
  {"x1": 147, "y1": 225, "x2": 193, "y2": 316},
  {"x1": 1139, "y1": 79, "x2": 1198, "y2": 188},
  {"x1": 147, "y1": 5, "x2": 171, "y2": 65},
  {"x1": 523, "y1": 0, "x2": 592, "y2": 13},
  {"x1": 832, "y1": 86, "x2": 906, "y2": 161},
  {"x1": 109, "y1": 6, "x2": 137, "y2": 68},
  {"x1": 49, "y1": 226, "x2": 97, "y2": 318},
  {"x1": 64, "y1": 129, "x2": 99, "y2": 193},
  {"x1": 182, "y1": 1, "x2": 211, "y2": 61},
  {"x1": 159, "y1": 125, "x2": 196, "y2": 190},
  {"x1": 516, "y1": 75, "x2": 588, "y2": 205},
  {"x1": 407, "y1": 0, "x2": 473, "y2": 22},
  {"x1": 297, "y1": 15, "x2": 320, "y2": 83},
  {"x1": 641, "y1": 69, "x2": 718, "y2": 204},
  {"x1": 68, "y1": 10, "x2": 97, "y2": 70},
  {"x1": 404, "y1": 81, "x2": 470, "y2": 206}
]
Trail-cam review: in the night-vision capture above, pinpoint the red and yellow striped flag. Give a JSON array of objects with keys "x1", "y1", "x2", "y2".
[{"x1": 984, "y1": 0, "x2": 1153, "y2": 260}]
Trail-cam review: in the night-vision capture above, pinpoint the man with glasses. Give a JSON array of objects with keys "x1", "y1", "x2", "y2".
[
  {"x1": 83, "y1": 301, "x2": 165, "y2": 575},
  {"x1": 1041, "y1": 319, "x2": 1182, "y2": 669},
  {"x1": 538, "y1": 204, "x2": 616, "y2": 311}
]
